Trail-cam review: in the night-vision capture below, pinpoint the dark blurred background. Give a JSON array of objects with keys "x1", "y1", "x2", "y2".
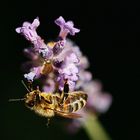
[{"x1": 1, "y1": 0, "x2": 140, "y2": 140}]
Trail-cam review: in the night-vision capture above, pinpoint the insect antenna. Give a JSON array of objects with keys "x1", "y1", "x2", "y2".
[
  {"x1": 8, "y1": 80, "x2": 28, "y2": 102},
  {"x1": 21, "y1": 80, "x2": 31, "y2": 92},
  {"x1": 8, "y1": 98, "x2": 25, "y2": 102}
]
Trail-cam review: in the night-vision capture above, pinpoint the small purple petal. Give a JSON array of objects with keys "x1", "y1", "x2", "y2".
[
  {"x1": 67, "y1": 80, "x2": 76, "y2": 91},
  {"x1": 57, "y1": 77, "x2": 64, "y2": 91},
  {"x1": 64, "y1": 21, "x2": 80, "y2": 35},
  {"x1": 55, "y1": 16, "x2": 65, "y2": 27},
  {"x1": 70, "y1": 28, "x2": 80, "y2": 36},
  {"x1": 64, "y1": 74, "x2": 78, "y2": 81},
  {"x1": 15, "y1": 18, "x2": 40, "y2": 42},
  {"x1": 53, "y1": 59, "x2": 63, "y2": 68},
  {"x1": 32, "y1": 17, "x2": 40, "y2": 29},
  {"x1": 61, "y1": 64, "x2": 79, "y2": 76},
  {"x1": 53, "y1": 42, "x2": 64, "y2": 56},
  {"x1": 71, "y1": 74, "x2": 79, "y2": 81},
  {"x1": 39, "y1": 46, "x2": 53, "y2": 59},
  {"x1": 65, "y1": 21, "x2": 74, "y2": 27},
  {"x1": 79, "y1": 71, "x2": 92, "y2": 82},
  {"x1": 32, "y1": 67, "x2": 41, "y2": 78},
  {"x1": 24, "y1": 72, "x2": 36, "y2": 81},
  {"x1": 66, "y1": 53, "x2": 79, "y2": 64},
  {"x1": 78, "y1": 56, "x2": 89, "y2": 69},
  {"x1": 92, "y1": 93, "x2": 112, "y2": 113},
  {"x1": 24, "y1": 66, "x2": 41, "y2": 81},
  {"x1": 55, "y1": 16, "x2": 80, "y2": 39},
  {"x1": 15, "y1": 27, "x2": 21, "y2": 33},
  {"x1": 59, "y1": 40, "x2": 65, "y2": 46},
  {"x1": 23, "y1": 22, "x2": 30, "y2": 27}
]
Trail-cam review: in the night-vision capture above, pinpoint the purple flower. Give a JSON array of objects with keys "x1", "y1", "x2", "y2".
[
  {"x1": 55, "y1": 16, "x2": 80, "y2": 39},
  {"x1": 24, "y1": 66, "x2": 41, "y2": 81},
  {"x1": 60, "y1": 63, "x2": 78, "y2": 76},
  {"x1": 85, "y1": 81, "x2": 112, "y2": 112},
  {"x1": 76, "y1": 71, "x2": 92, "y2": 89},
  {"x1": 53, "y1": 59, "x2": 63, "y2": 68},
  {"x1": 66, "y1": 53, "x2": 79, "y2": 64},
  {"x1": 24, "y1": 72, "x2": 36, "y2": 81},
  {"x1": 15, "y1": 17, "x2": 40, "y2": 43},
  {"x1": 57, "y1": 52, "x2": 79, "y2": 92},
  {"x1": 91, "y1": 92, "x2": 112, "y2": 113},
  {"x1": 38, "y1": 45, "x2": 53, "y2": 59},
  {"x1": 53, "y1": 40, "x2": 65, "y2": 56}
]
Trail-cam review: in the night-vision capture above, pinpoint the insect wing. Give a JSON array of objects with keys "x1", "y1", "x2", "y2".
[{"x1": 56, "y1": 111, "x2": 82, "y2": 119}]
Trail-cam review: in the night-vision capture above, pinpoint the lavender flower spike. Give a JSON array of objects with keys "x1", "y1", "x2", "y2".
[
  {"x1": 15, "y1": 17, "x2": 40, "y2": 43},
  {"x1": 55, "y1": 16, "x2": 80, "y2": 39}
]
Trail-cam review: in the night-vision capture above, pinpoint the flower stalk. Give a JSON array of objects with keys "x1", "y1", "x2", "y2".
[{"x1": 83, "y1": 112, "x2": 112, "y2": 140}]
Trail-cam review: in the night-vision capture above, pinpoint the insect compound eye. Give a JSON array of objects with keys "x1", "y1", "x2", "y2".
[{"x1": 26, "y1": 101, "x2": 34, "y2": 107}]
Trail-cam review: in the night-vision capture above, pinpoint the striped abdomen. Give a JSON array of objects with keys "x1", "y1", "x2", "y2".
[{"x1": 61, "y1": 91, "x2": 88, "y2": 113}]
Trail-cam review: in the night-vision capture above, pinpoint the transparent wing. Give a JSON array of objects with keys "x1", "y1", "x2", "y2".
[
  {"x1": 56, "y1": 111, "x2": 82, "y2": 119},
  {"x1": 44, "y1": 107, "x2": 82, "y2": 119}
]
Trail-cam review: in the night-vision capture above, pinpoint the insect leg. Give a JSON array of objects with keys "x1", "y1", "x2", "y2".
[
  {"x1": 46, "y1": 118, "x2": 51, "y2": 127},
  {"x1": 63, "y1": 79, "x2": 69, "y2": 93},
  {"x1": 59, "y1": 79, "x2": 69, "y2": 103},
  {"x1": 63, "y1": 79, "x2": 69, "y2": 100},
  {"x1": 28, "y1": 81, "x2": 33, "y2": 91}
]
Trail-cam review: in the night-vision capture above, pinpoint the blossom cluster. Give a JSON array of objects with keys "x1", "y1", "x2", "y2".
[
  {"x1": 16, "y1": 16, "x2": 112, "y2": 133},
  {"x1": 16, "y1": 16, "x2": 80, "y2": 92}
]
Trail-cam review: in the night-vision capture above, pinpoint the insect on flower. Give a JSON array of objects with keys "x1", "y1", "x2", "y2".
[
  {"x1": 13, "y1": 17, "x2": 89, "y2": 125},
  {"x1": 9, "y1": 80, "x2": 88, "y2": 123}
]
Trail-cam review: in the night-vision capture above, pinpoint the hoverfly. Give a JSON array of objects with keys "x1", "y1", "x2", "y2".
[{"x1": 9, "y1": 80, "x2": 88, "y2": 122}]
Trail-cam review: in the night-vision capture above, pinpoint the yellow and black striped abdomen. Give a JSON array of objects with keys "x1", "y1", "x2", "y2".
[{"x1": 62, "y1": 91, "x2": 88, "y2": 113}]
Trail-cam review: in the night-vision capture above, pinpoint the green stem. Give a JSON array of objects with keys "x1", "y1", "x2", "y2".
[{"x1": 83, "y1": 112, "x2": 112, "y2": 140}]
